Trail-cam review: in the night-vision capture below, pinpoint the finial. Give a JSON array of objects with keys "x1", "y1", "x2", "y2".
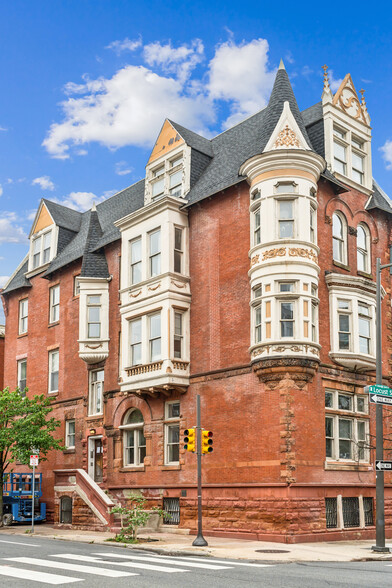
[
  {"x1": 278, "y1": 58, "x2": 285, "y2": 70},
  {"x1": 322, "y1": 64, "x2": 333, "y2": 104}
]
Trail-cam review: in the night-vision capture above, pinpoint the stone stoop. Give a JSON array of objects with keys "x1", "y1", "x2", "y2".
[{"x1": 53, "y1": 468, "x2": 115, "y2": 530}]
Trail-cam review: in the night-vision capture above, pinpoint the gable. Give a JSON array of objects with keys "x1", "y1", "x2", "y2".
[
  {"x1": 263, "y1": 101, "x2": 311, "y2": 153},
  {"x1": 147, "y1": 120, "x2": 185, "y2": 165},
  {"x1": 32, "y1": 203, "x2": 54, "y2": 234},
  {"x1": 332, "y1": 74, "x2": 370, "y2": 126}
]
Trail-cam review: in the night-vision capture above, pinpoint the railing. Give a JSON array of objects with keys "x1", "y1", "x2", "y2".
[{"x1": 125, "y1": 361, "x2": 163, "y2": 377}]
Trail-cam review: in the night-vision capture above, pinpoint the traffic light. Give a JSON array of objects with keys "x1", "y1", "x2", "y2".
[
  {"x1": 184, "y1": 428, "x2": 196, "y2": 452},
  {"x1": 201, "y1": 430, "x2": 213, "y2": 454}
]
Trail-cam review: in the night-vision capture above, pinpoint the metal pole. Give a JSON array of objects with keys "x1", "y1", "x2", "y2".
[
  {"x1": 31, "y1": 464, "x2": 35, "y2": 534},
  {"x1": 192, "y1": 394, "x2": 207, "y2": 546},
  {"x1": 373, "y1": 258, "x2": 388, "y2": 551}
]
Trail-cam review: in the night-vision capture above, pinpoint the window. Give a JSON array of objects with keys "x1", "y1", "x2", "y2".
[
  {"x1": 32, "y1": 230, "x2": 52, "y2": 269},
  {"x1": 337, "y1": 300, "x2": 351, "y2": 350},
  {"x1": 130, "y1": 318, "x2": 142, "y2": 366},
  {"x1": 311, "y1": 301, "x2": 318, "y2": 342},
  {"x1": 280, "y1": 301, "x2": 294, "y2": 337},
  {"x1": 352, "y1": 152, "x2": 364, "y2": 185},
  {"x1": 358, "y1": 303, "x2": 371, "y2": 354},
  {"x1": 251, "y1": 190, "x2": 261, "y2": 201},
  {"x1": 164, "y1": 402, "x2": 180, "y2": 464},
  {"x1": 149, "y1": 312, "x2": 161, "y2": 362},
  {"x1": 333, "y1": 140, "x2": 347, "y2": 175},
  {"x1": 325, "y1": 497, "x2": 373, "y2": 529},
  {"x1": 174, "y1": 312, "x2": 183, "y2": 359},
  {"x1": 174, "y1": 228, "x2": 183, "y2": 273},
  {"x1": 48, "y1": 350, "x2": 59, "y2": 393},
  {"x1": 357, "y1": 224, "x2": 370, "y2": 273},
  {"x1": 49, "y1": 285, "x2": 60, "y2": 323},
  {"x1": 253, "y1": 284, "x2": 262, "y2": 298},
  {"x1": 169, "y1": 160, "x2": 182, "y2": 197},
  {"x1": 87, "y1": 295, "x2": 101, "y2": 338},
  {"x1": 149, "y1": 229, "x2": 161, "y2": 277},
  {"x1": 89, "y1": 369, "x2": 104, "y2": 415},
  {"x1": 130, "y1": 238, "x2": 142, "y2": 284},
  {"x1": 279, "y1": 282, "x2": 294, "y2": 293},
  {"x1": 151, "y1": 165, "x2": 164, "y2": 200},
  {"x1": 17, "y1": 359, "x2": 27, "y2": 395},
  {"x1": 19, "y1": 299, "x2": 28, "y2": 334},
  {"x1": 332, "y1": 127, "x2": 367, "y2": 186},
  {"x1": 325, "y1": 390, "x2": 369, "y2": 462},
  {"x1": 332, "y1": 213, "x2": 346, "y2": 264},
  {"x1": 65, "y1": 420, "x2": 75, "y2": 449},
  {"x1": 121, "y1": 409, "x2": 146, "y2": 467},
  {"x1": 255, "y1": 304, "x2": 262, "y2": 343},
  {"x1": 254, "y1": 208, "x2": 261, "y2": 245},
  {"x1": 73, "y1": 276, "x2": 80, "y2": 296},
  {"x1": 276, "y1": 182, "x2": 296, "y2": 194},
  {"x1": 310, "y1": 205, "x2": 316, "y2": 243},
  {"x1": 278, "y1": 200, "x2": 294, "y2": 238}
]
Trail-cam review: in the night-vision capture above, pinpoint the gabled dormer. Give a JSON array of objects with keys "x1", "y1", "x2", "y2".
[
  {"x1": 27, "y1": 201, "x2": 59, "y2": 274},
  {"x1": 144, "y1": 119, "x2": 212, "y2": 205},
  {"x1": 322, "y1": 67, "x2": 372, "y2": 194}
]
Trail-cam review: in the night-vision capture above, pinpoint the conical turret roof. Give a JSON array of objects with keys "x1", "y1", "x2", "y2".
[{"x1": 259, "y1": 61, "x2": 313, "y2": 152}]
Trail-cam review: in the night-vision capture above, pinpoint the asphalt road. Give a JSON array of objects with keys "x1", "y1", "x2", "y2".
[{"x1": 0, "y1": 534, "x2": 391, "y2": 587}]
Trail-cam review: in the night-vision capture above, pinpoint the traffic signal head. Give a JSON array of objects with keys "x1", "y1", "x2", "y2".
[
  {"x1": 201, "y1": 430, "x2": 213, "y2": 454},
  {"x1": 184, "y1": 428, "x2": 196, "y2": 452}
]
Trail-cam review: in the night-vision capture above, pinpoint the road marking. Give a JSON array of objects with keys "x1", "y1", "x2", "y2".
[
  {"x1": 0, "y1": 539, "x2": 41, "y2": 547},
  {"x1": 93, "y1": 551, "x2": 232, "y2": 570},
  {"x1": 54, "y1": 553, "x2": 188, "y2": 573},
  {"x1": 0, "y1": 565, "x2": 81, "y2": 584},
  {"x1": 6, "y1": 557, "x2": 135, "y2": 577},
  {"x1": 156, "y1": 555, "x2": 274, "y2": 567}
]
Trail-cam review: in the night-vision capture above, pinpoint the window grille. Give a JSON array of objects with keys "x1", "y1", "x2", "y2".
[
  {"x1": 363, "y1": 497, "x2": 374, "y2": 526},
  {"x1": 342, "y1": 497, "x2": 360, "y2": 527},
  {"x1": 325, "y1": 498, "x2": 337, "y2": 528},
  {"x1": 60, "y1": 496, "x2": 72, "y2": 524},
  {"x1": 163, "y1": 497, "x2": 180, "y2": 525}
]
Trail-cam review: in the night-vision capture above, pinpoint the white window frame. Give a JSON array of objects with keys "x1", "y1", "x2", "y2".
[
  {"x1": 87, "y1": 295, "x2": 101, "y2": 339},
  {"x1": 277, "y1": 198, "x2": 295, "y2": 239},
  {"x1": 325, "y1": 390, "x2": 369, "y2": 463},
  {"x1": 130, "y1": 317, "x2": 142, "y2": 366},
  {"x1": 280, "y1": 300, "x2": 295, "y2": 338},
  {"x1": 332, "y1": 212, "x2": 347, "y2": 265},
  {"x1": 89, "y1": 369, "x2": 104, "y2": 416},
  {"x1": 19, "y1": 298, "x2": 28, "y2": 335},
  {"x1": 149, "y1": 228, "x2": 161, "y2": 278},
  {"x1": 310, "y1": 204, "x2": 316, "y2": 244},
  {"x1": 253, "y1": 208, "x2": 261, "y2": 245},
  {"x1": 332, "y1": 126, "x2": 368, "y2": 187},
  {"x1": 49, "y1": 284, "x2": 60, "y2": 324},
  {"x1": 174, "y1": 227, "x2": 183, "y2": 273},
  {"x1": 31, "y1": 228, "x2": 53, "y2": 270},
  {"x1": 149, "y1": 312, "x2": 161, "y2": 362},
  {"x1": 17, "y1": 358, "x2": 27, "y2": 395},
  {"x1": 174, "y1": 312, "x2": 183, "y2": 359},
  {"x1": 164, "y1": 401, "x2": 180, "y2": 465},
  {"x1": 65, "y1": 419, "x2": 76, "y2": 449},
  {"x1": 120, "y1": 409, "x2": 146, "y2": 467},
  {"x1": 130, "y1": 237, "x2": 142, "y2": 285},
  {"x1": 48, "y1": 349, "x2": 59, "y2": 394},
  {"x1": 357, "y1": 223, "x2": 370, "y2": 274}
]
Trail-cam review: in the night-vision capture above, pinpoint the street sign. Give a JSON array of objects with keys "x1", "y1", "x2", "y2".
[
  {"x1": 365, "y1": 385, "x2": 392, "y2": 397},
  {"x1": 30, "y1": 455, "x2": 39, "y2": 466},
  {"x1": 376, "y1": 461, "x2": 392, "y2": 471},
  {"x1": 369, "y1": 394, "x2": 392, "y2": 406}
]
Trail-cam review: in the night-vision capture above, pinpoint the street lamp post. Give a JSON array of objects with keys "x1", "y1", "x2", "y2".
[{"x1": 373, "y1": 257, "x2": 392, "y2": 552}]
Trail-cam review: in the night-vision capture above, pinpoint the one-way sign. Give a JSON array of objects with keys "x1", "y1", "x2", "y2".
[
  {"x1": 376, "y1": 460, "x2": 392, "y2": 470},
  {"x1": 369, "y1": 394, "x2": 392, "y2": 405}
]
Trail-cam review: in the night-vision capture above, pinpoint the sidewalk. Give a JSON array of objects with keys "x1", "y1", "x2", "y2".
[{"x1": 2, "y1": 524, "x2": 392, "y2": 563}]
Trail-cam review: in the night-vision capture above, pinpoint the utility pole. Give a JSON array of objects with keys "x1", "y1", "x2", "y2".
[
  {"x1": 192, "y1": 394, "x2": 208, "y2": 547},
  {"x1": 373, "y1": 257, "x2": 392, "y2": 552}
]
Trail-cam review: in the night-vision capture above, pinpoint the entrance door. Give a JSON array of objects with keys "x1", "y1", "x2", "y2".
[{"x1": 88, "y1": 437, "x2": 103, "y2": 483}]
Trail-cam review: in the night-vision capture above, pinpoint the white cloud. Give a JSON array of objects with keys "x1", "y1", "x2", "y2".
[
  {"x1": 31, "y1": 175, "x2": 55, "y2": 191},
  {"x1": 0, "y1": 184, "x2": 3, "y2": 197},
  {"x1": 329, "y1": 69, "x2": 343, "y2": 92},
  {"x1": 285, "y1": 51, "x2": 295, "y2": 65},
  {"x1": 208, "y1": 38, "x2": 275, "y2": 128},
  {"x1": 56, "y1": 191, "x2": 110, "y2": 212},
  {"x1": 115, "y1": 161, "x2": 132, "y2": 176},
  {"x1": 106, "y1": 37, "x2": 142, "y2": 55},
  {"x1": 0, "y1": 276, "x2": 10, "y2": 288},
  {"x1": 0, "y1": 126, "x2": 7, "y2": 131},
  {"x1": 0, "y1": 212, "x2": 28, "y2": 243},
  {"x1": 144, "y1": 39, "x2": 204, "y2": 82},
  {"x1": 301, "y1": 65, "x2": 314, "y2": 78},
  {"x1": 380, "y1": 140, "x2": 392, "y2": 170},
  {"x1": 43, "y1": 64, "x2": 214, "y2": 159}
]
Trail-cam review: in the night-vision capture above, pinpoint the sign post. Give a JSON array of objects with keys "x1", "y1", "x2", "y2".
[{"x1": 30, "y1": 452, "x2": 39, "y2": 534}]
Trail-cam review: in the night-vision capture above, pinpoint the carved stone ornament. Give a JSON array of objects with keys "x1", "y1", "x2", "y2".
[
  {"x1": 252, "y1": 357, "x2": 319, "y2": 385},
  {"x1": 274, "y1": 125, "x2": 300, "y2": 149},
  {"x1": 257, "y1": 247, "x2": 318, "y2": 265},
  {"x1": 348, "y1": 226, "x2": 357, "y2": 236},
  {"x1": 325, "y1": 215, "x2": 332, "y2": 225},
  {"x1": 130, "y1": 289, "x2": 142, "y2": 298},
  {"x1": 171, "y1": 280, "x2": 186, "y2": 289}
]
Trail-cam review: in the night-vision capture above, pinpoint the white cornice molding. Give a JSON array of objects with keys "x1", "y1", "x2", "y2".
[
  {"x1": 114, "y1": 195, "x2": 187, "y2": 231},
  {"x1": 240, "y1": 149, "x2": 326, "y2": 183}
]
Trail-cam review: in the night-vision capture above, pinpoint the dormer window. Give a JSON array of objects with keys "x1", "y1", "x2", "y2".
[
  {"x1": 32, "y1": 229, "x2": 52, "y2": 269},
  {"x1": 152, "y1": 166, "x2": 165, "y2": 200},
  {"x1": 332, "y1": 126, "x2": 367, "y2": 187},
  {"x1": 146, "y1": 150, "x2": 186, "y2": 203}
]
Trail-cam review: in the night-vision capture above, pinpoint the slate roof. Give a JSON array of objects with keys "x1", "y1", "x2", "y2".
[
  {"x1": 3, "y1": 66, "x2": 392, "y2": 296},
  {"x1": 1, "y1": 257, "x2": 31, "y2": 295}
]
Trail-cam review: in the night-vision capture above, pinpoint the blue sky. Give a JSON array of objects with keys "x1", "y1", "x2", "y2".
[{"x1": 1, "y1": 1, "x2": 392, "y2": 323}]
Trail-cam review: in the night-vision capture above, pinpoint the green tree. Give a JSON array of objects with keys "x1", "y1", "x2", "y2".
[
  {"x1": 111, "y1": 493, "x2": 166, "y2": 542},
  {"x1": 0, "y1": 387, "x2": 64, "y2": 526}
]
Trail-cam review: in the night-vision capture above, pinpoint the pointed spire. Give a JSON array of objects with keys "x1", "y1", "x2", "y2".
[
  {"x1": 321, "y1": 64, "x2": 333, "y2": 104},
  {"x1": 91, "y1": 201, "x2": 96, "y2": 212},
  {"x1": 278, "y1": 58, "x2": 285, "y2": 70},
  {"x1": 359, "y1": 88, "x2": 371, "y2": 124},
  {"x1": 259, "y1": 64, "x2": 312, "y2": 152}
]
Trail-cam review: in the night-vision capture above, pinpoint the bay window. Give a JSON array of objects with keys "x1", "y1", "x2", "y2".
[
  {"x1": 280, "y1": 301, "x2": 294, "y2": 337},
  {"x1": 130, "y1": 238, "x2": 142, "y2": 284},
  {"x1": 149, "y1": 229, "x2": 161, "y2": 277},
  {"x1": 174, "y1": 227, "x2": 183, "y2": 273},
  {"x1": 87, "y1": 295, "x2": 101, "y2": 338},
  {"x1": 278, "y1": 200, "x2": 294, "y2": 239},
  {"x1": 149, "y1": 313, "x2": 161, "y2": 362},
  {"x1": 130, "y1": 318, "x2": 142, "y2": 366},
  {"x1": 254, "y1": 208, "x2": 261, "y2": 245},
  {"x1": 174, "y1": 312, "x2": 183, "y2": 358}
]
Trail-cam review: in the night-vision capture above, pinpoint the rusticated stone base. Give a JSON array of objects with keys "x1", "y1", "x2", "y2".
[
  {"x1": 54, "y1": 491, "x2": 109, "y2": 531},
  {"x1": 252, "y1": 357, "x2": 319, "y2": 385}
]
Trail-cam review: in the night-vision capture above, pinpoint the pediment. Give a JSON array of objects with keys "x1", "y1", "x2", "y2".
[
  {"x1": 29, "y1": 202, "x2": 55, "y2": 237},
  {"x1": 332, "y1": 74, "x2": 370, "y2": 126},
  {"x1": 263, "y1": 101, "x2": 311, "y2": 153},
  {"x1": 147, "y1": 120, "x2": 185, "y2": 165}
]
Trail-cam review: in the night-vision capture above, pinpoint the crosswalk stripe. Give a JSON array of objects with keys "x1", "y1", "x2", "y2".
[
  {"x1": 0, "y1": 539, "x2": 41, "y2": 546},
  {"x1": 0, "y1": 565, "x2": 81, "y2": 585},
  {"x1": 54, "y1": 553, "x2": 188, "y2": 574},
  {"x1": 92, "y1": 551, "x2": 232, "y2": 570},
  {"x1": 147, "y1": 555, "x2": 274, "y2": 568},
  {"x1": 5, "y1": 557, "x2": 136, "y2": 577}
]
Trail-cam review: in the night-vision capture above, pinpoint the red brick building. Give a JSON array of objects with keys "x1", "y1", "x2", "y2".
[
  {"x1": 0, "y1": 325, "x2": 4, "y2": 390},
  {"x1": 2, "y1": 63, "x2": 392, "y2": 541}
]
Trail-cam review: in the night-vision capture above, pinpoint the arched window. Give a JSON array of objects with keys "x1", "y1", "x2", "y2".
[
  {"x1": 332, "y1": 213, "x2": 347, "y2": 264},
  {"x1": 121, "y1": 409, "x2": 146, "y2": 467},
  {"x1": 357, "y1": 224, "x2": 370, "y2": 273}
]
